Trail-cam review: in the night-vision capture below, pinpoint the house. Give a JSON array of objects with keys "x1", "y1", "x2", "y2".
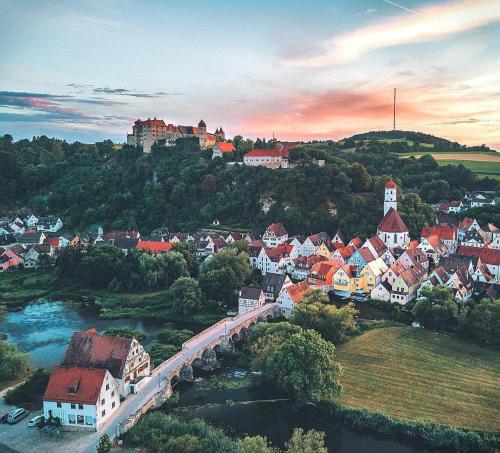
[
  {"x1": 262, "y1": 223, "x2": 288, "y2": 248},
  {"x1": 61, "y1": 329, "x2": 150, "y2": 397},
  {"x1": 421, "y1": 224, "x2": 458, "y2": 254},
  {"x1": 136, "y1": 241, "x2": 174, "y2": 254},
  {"x1": 0, "y1": 248, "x2": 23, "y2": 271},
  {"x1": 397, "y1": 248, "x2": 429, "y2": 271},
  {"x1": 105, "y1": 230, "x2": 141, "y2": 242},
  {"x1": 238, "y1": 287, "x2": 265, "y2": 314},
  {"x1": 332, "y1": 265, "x2": 357, "y2": 297},
  {"x1": 458, "y1": 217, "x2": 480, "y2": 241},
  {"x1": 417, "y1": 235, "x2": 448, "y2": 265},
  {"x1": 331, "y1": 245, "x2": 356, "y2": 264},
  {"x1": 390, "y1": 263, "x2": 427, "y2": 305},
  {"x1": 347, "y1": 247, "x2": 375, "y2": 277},
  {"x1": 331, "y1": 231, "x2": 345, "y2": 245},
  {"x1": 9, "y1": 218, "x2": 25, "y2": 235},
  {"x1": 382, "y1": 261, "x2": 407, "y2": 286},
  {"x1": 255, "y1": 246, "x2": 291, "y2": 275},
  {"x1": 243, "y1": 148, "x2": 289, "y2": 169},
  {"x1": 371, "y1": 281, "x2": 392, "y2": 302},
  {"x1": 112, "y1": 237, "x2": 139, "y2": 253},
  {"x1": 358, "y1": 258, "x2": 388, "y2": 293},
  {"x1": 277, "y1": 281, "x2": 311, "y2": 317},
  {"x1": 457, "y1": 246, "x2": 500, "y2": 282},
  {"x1": 307, "y1": 259, "x2": 343, "y2": 290},
  {"x1": 472, "y1": 263, "x2": 494, "y2": 283},
  {"x1": 24, "y1": 214, "x2": 39, "y2": 228},
  {"x1": 261, "y1": 272, "x2": 292, "y2": 301},
  {"x1": 468, "y1": 192, "x2": 496, "y2": 208},
  {"x1": 445, "y1": 266, "x2": 474, "y2": 300},
  {"x1": 301, "y1": 232, "x2": 329, "y2": 257},
  {"x1": 460, "y1": 228, "x2": 490, "y2": 248},
  {"x1": 212, "y1": 141, "x2": 235, "y2": 159},
  {"x1": 417, "y1": 266, "x2": 450, "y2": 297},
  {"x1": 36, "y1": 216, "x2": 63, "y2": 233},
  {"x1": 491, "y1": 235, "x2": 500, "y2": 250},
  {"x1": 348, "y1": 236, "x2": 363, "y2": 249},
  {"x1": 43, "y1": 366, "x2": 120, "y2": 430},
  {"x1": 225, "y1": 232, "x2": 243, "y2": 244},
  {"x1": 23, "y1": 244, "x2": 52, "y2": 269},
  {"x1": 363, "y1": 236, "x2": 394, "y2": 265},
  {"x1": 436, "y1": 200, "x2": 463, "y2": 214},
  {"x1": 17, "y1": 230, "x2": 46, "y2": 246},
  {"x1": 290, "y1": 255, "x2": 326, "y2": 280}
]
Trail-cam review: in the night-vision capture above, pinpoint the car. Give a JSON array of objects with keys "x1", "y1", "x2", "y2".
[
  {"x1": 27, "y1": 415, "x2": 45, "y2": 427},
  {"x1": 0, "y1": 413, "x2": 10, "y2": 424},
  {"x1": 7, "y1": 408, "x2": 29, "y2": 424}
]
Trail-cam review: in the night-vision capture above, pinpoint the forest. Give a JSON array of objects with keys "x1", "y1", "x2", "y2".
[{"x1": 0, "y1": 132, "x2": 498, "y2": 239}]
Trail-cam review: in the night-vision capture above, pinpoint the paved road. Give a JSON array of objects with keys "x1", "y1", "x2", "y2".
[{"x1": 0, "y1": 304, "x2": 276, "y2": 453}]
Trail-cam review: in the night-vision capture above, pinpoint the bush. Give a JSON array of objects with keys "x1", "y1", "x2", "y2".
[
  {"x1": 148, "y1": 344, "x2": 180, "y2": 368},
  {"x1": 5, "y1": 368, "x2": 50, "y2": 406},
  {"x1": 0, "y1": 341, "x2": 29, "y2": 383},
  {"x1": 103, "y1": 327, "x2": 145, "y2": 342},
  {"x1": 157, "y1": 329, "x2": 194, "y2": 347}
]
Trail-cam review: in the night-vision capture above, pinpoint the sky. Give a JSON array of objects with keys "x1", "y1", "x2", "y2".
[{"x1": 1, "y1": 0, "x2": 500, "y2": 149}]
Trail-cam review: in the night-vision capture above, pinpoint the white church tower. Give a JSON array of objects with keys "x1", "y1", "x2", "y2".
[{"x1": 384, "y1": 179, "x2": 397, "y2": 215}]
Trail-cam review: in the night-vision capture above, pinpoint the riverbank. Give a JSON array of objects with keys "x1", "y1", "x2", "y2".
[{"x1": 0, "y1": 271, "x2": 226, "y2": 325}]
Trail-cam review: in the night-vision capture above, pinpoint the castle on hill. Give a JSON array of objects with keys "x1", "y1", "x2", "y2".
[{"x1": 127, "y1": 118, "x2": 225, "y2": 153}]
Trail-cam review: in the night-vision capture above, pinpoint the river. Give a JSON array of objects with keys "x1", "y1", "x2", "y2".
[
  {"x1": 0, "y1": 300, "x2": 169, "y2": 369},
  {"x1": 0, "y1": 301, "x2": 440, "y2": 452}
]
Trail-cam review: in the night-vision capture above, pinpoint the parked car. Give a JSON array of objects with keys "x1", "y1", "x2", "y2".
[
  {"x1": 27, "y1": 415, "x2": 45, "y2": 427},
  {"x1": 0, "y1": 413, "x2": 10, "y2": 424},
  {"x1": 7, "y1": 408, "x2": 29, "y2": 424}
]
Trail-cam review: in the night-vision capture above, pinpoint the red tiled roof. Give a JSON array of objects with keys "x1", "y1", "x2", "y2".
[
  {"x1": 457, "y1": 246, "x2": 500, "y2": 265},
  {"x1": 135, "y1": 118, "x2": 166, "y2": 127},
  {"x1": 287, "y1": 281, "x2": 311, "y2": 303},
  {"x1": 421, "y1": 224, "x2": 457, "y2": 241},
  {"x1": 458, "y1": 217, "x2": 475, "y2": 231},
  {"x1": 357, "y1": 247, "x2": 375, "y2": 263},
  {"x1": 44, "y1": 366, "x2": 106, "y2": 405},
  {"x1": 378, "y1": 208, "x2": 409, "y2": 233},
  {"x1": 350, "y1": 236, "x2": 363, "y2": 249},
  {"x1": 47, "y1": 237, "x2": 59, "y2": 247},
  {"x1": 61, "y1": 330, "x2": 132, "y2": 378},
  {"x1": 385, "y1": 179, "x2": 397, "y2": 189},
  {"x1": 137, "y1": 241, "x2": 174, "y2": 253},
  {"x1": 424, "y1": 235, "x2": 447, "y2": 254},
  {"x1": 310, "y1": 259, "x2": 343, "y2": 277},
  {"x1": 266, "y1": 223, "x2": 288, "y2": 237},
  {"x1": 367, "y1": 236, "x2": 387, "y2": 255},
  {"x1": 214, "y1": 142, "x2": 235, "y2": 152},
  {"x1": 245, "y1": 149, "x2": 289, "y2": 158},
  {"x1": 336, "y1": 245, "x2": 356, "y2": 259}
]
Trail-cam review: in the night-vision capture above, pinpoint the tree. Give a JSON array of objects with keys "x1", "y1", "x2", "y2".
[
  {"x1": 237, "y1": 435, "x2": 275, "y2": 453},
  {"x1": 199, "y1": 268, "x2": 240, "y2": 307},
  {"x1": 285, "y1": 428, "x2": 328, "y2": 453},
  {"x1": 199, "y1": 248, "x2": 250, "y2": 286},
  {"x1": 148, "y1": 344, "x2": 179, "y2": 367},
  {"x1": 157, "y1": 329, "x2": 194, "y2": 347},
  {"x1": 247, "y1": 323, "x2": 343, "y2": 402},
  {"x1": 463, "y1": 298, "x2": 500, "y2": 344},
  {"x1": 412, "y1": 286, "x2": 461, "y2": 330},
  {"x1": 5, "y1": 368, "x2": 50, "y2": 406},
  {"x1": 169, "y1": 277, "x2": 203, "y2": 315},
  {"x1": 103, "y1": 327, "x2": 145, "y2": 342},
  {"x1": 0, "y1": 341, "x2": 29, "y2": 382},
  {"x1": 96, "y1": 434, "x2": 113, "y2": 453},
  {"x1": 292, "y1": 290, "x2": 358, "y2": 344}
]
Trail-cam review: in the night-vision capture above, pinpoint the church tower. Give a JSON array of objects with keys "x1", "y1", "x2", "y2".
[{"x1": 384, "y1": 179, "x2": 397, "y2": 216}]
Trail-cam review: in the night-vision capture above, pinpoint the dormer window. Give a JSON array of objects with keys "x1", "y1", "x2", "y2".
[{"x1": 68, "y1": 377, "x2": 81, "y2": 394}]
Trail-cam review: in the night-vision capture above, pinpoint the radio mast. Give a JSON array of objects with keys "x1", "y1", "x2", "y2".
[{"x1": 393, "y1": 88, "x2": 396, "y2": 131}]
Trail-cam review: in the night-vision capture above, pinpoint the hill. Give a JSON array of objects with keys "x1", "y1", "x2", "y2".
[
  {"x1": 346, "y1": 130, "x2": 458, "y2": 148},
  {"x1": 335, "y1": 327, "x2": 500, "y2": 432}
]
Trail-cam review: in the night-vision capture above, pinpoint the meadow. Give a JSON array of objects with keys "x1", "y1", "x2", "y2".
[{"x1": 335, "y1": 327, "x2": 500, "y2": 432}]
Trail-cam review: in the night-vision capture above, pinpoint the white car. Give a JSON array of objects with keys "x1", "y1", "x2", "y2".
[{"x1": 27, "y1": 415, "x2": 44, "y2": 427}]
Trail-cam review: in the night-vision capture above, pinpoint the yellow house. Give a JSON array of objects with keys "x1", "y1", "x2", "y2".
[
  {"x1": 358, "y1": 258, "x2": 388, "y2": 292},
  {"x1": 315, "y1": 243, "x2": 331, "y2": 258},
  {"x1": 332, "y1": 265, "x2": 357, "y2": 297}
]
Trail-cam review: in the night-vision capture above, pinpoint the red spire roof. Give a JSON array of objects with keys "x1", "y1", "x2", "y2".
[
  {"x1": 385, "y1": 179, "x2": 397, "y2": 189},
  {"x1": 378, "y1": 208, "x2": 408, "y2": 233}
]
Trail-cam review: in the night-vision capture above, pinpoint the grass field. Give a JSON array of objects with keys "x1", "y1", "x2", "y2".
[{"x1": 335, "y1": 327, "x2": 500, "y2": 432}]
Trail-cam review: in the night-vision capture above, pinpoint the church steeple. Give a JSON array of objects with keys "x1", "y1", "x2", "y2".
[{"x1": 384, "y1": 179, "x2": 397, "y2": 216}]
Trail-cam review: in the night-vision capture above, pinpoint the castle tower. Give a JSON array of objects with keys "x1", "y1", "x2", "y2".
[
  {"x1": 384, "y1": 179, "x2": 397, "y2": 216},
  {"x1": 198, "y1": 119, "x2": 207, "y2": 148}
]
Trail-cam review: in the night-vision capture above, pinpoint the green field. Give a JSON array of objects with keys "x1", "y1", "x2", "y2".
[
  {"x1": 335, "y1": 327, "x2": 500, "y2": 432},
  {"x1": 437, "y1": 159, "x2": 500, "y2": 180}
]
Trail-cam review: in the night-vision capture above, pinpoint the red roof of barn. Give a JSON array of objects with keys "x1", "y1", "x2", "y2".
[
  {"x1": 245, "y1": 149, "x2": 289, "y2": 158},
  {"x1": 378, "y1": 208, "x2": 409, "y2": 233},
  {"x1": 137, "y1": 241, "x2": 174, "y2": 253},
  {"x1": 44, "y1": 366, "x2": 106, "y2": 405}
]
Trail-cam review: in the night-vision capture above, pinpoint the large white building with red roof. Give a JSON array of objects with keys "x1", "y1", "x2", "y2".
[
  {"x1": 43, "y1": 366, "x2": 120, "y2": 430},
  {"x1": 243, "y1": 148, "x2": 289, "y2": 168},
  {"x1": 377, "y1": 179, "x2": 410, "y2": 249}
]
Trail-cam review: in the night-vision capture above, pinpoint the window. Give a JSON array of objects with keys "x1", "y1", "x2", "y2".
[
  {"x1": 78, "y1": 404, "x2": 83, "y2": 410},
  {"x1": 101, "y1": 410, "x2": 106, "y2": 417},
  {"x1": 101, "y1": 398, "x2": 105, "y2": 405},
  {"x1": 56, "y1": 402, "x2": 62, "y2": 408},
  {"x1": 106, "y1": 383, "x2": 109, "y2": 391},
  {"x1": 111, "y1": 391, "x2": 115, "y2": 397},
  {"x1": 77, "y1": 415, "x2": 84, "y2": 425},
  {"x1": 85, "y1": 416, "x2": 93, "y2": 426},
  {"x1": 112, "y1": 401, "x2": 115, "y2": 409},
  {"x1": 70, "y1": 403, "x2": 76, "y2": 410},
  {"x1": 68, "y1": 414, "x2": 76, "y2": 425}
]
